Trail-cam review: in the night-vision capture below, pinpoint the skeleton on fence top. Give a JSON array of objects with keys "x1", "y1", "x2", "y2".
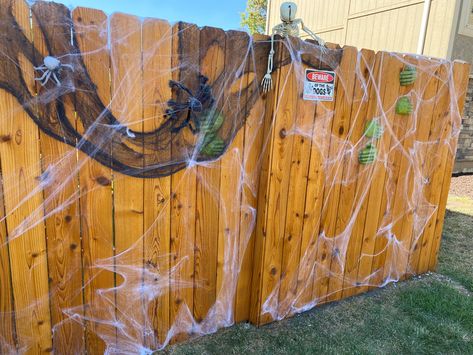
[{"x1": 261, "y1": 1, "x2": 326, "y2": 93}]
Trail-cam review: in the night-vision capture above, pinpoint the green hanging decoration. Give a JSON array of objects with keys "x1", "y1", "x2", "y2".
[
  {"x1": 198, "y1": 109, "x2": 226, "y2": 158},
  {"x1": 399, "y1": 65, "x2": 417, "y2": 86},
  {"x1": 359, "y1": 144, "x2": 377, "y2": 165},
  {"x1": 201, "y1": 137, "x2": 225, "y2": 157},
  {"x1": 396, "y1": 96, "x2": 413, "y2": 115},
  {"x1": 364, "y1": 120, "x2": 384, "y2": 139}
]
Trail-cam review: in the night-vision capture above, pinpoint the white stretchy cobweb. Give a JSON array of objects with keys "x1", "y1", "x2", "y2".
[{"x1": 0, "y1": 1, "x2": 467, "y2": 354}]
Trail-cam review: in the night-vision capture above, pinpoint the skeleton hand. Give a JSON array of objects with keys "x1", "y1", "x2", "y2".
[{"x1": 261, "y1": 73, "x2": 273, "y2": 93}]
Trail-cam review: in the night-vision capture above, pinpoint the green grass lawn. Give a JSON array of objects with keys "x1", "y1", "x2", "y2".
[{"x1": 164, "y1": 196, "x2": 473, "y2": 354}]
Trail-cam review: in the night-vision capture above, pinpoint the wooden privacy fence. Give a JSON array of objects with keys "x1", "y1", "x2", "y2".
[{"x1": 0, "y1": 0, "x2": 469, "y2": 354}]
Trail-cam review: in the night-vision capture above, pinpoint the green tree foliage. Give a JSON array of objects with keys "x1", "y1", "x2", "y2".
[{"x1": 240, "y1": 0, "x2": 267, "y2": 34}]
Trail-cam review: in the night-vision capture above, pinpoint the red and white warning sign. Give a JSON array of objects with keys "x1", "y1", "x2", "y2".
[{"x1": 303, "y1": 69, "x2": 336, "y2": 101}]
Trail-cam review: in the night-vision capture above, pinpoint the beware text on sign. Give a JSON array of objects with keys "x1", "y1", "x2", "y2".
[{"x1": 303, "y1": 69, "x2": 336, "y2": 101}]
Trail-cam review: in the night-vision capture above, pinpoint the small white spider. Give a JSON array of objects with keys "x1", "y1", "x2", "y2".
[{"x1": 34, "y1": 56, "x2": 74, "y2": 87}]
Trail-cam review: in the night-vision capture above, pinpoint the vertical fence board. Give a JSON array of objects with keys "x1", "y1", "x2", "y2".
[
  {"x1": 311, "y1": 46, "x2": 356, "y2": 304},
  {"x1": 31, "y1": 3, "x2": 85, "y2": 352},
  {"x1": 214, "y1": 30, "x2": 250, "y2": 326},
  {"x1": 369, "y1": 54, "x2": 419, "y2": 287},
  {"x1": 342, "y1": 51, "x2": 386, "y2": 298},
  {"x1": 404, "y1": 59, "x2": 442, "y2": 275},
  {"x1": 0, "y1": 0, "x2": 52, "y2": 353},
  {"x1": 354, "y1": 52, "x2": 403, "y2": 293},
  {"x1": 249, "y1": 36, "x2": 283, "y2": 325},
  {"x1": 0, "y1": 165, "x2": 16, "y2": 352},
  {"x1": 318, "y1": 46, "x2": 358, "y2": 304},
  {"x1": 72, "y1": 7, "x2": 115, "y2": 354},
  {"x1": 329, "y1": 48, "x2": 376, "y2": 301},
  {"x1": 295, "y1": 47, "x2": 339, "y2": 310},
  {"x1": 109, "y1": 12, "x2": 144, "y2": 347},
  {"x1": 341, "y1": 51, "x2": 382, "y2": 299},
  {"x1": 276, "y1": 39, "x2": 319, "y2": 318},
  {"x1": 428, "y1": 62, "x2": 470, "y2": 270},
  {"x1": 415, "y1": 64, "x2": 451, "y2": 274},
  {"x1": 258, "y1": 37, "x2": 298, "y2": 324},
  {"x1": 142, "y1": 17, "x2": 172, "y2": 348},
  {"x1": 193, "y1": 26, "x2": 225, "y2": 326},
  {"x1": 234, "y1": 34, "x2": 269, "y2": 322},
  {"x1": 340, "y1": 50, "x2": 381, "y2": 299},
  {"x1": 169, "y1": 22, "x2": 199, "y2": 341}
]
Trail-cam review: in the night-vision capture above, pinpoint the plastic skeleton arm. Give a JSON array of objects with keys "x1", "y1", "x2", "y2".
[
  {"x1": 261, "y1": 31, "x2": 277, "y2": 93},
  {"x1": 300, "y1": 20, "x2": 326, "y2": 47}
]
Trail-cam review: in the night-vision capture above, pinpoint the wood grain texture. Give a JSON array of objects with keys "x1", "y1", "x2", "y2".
[
  {"x1": 313, "y1": 46, "x2": 358, "y2": 304},
  {"x1": 415, "y1": 63, "x2": 451, "y2": 274},
  {"x1": 405, "y1": 59, "x2": 442, "y2": 275},
  {"x1": 354, "y1": 52, "x2": 402, "y2": 295},
  {"x1": 31, "y1": 3, "x2": 85, "y2": 353},
  {"x1": 428, "y1": 61, "x2": 470, "y2": 270},
  {"x1": 249, "y1": 35, "x2": 284, "y2": 326},
  {"x1": 0, "y1": 1, "x2": 53, "y2": 353},
  {"x1": 109, "y1": 12, "x2": 145, "y2": 348},
  {"x1": 142, "y1": 17, "x2": 173, "y2": 348},
  {"x1": 0, "y1": 159, "x2": 16, "y2": 353},
  {"x1": 276, "y1": 38, "x2": 320, "y2": 318},
  {"x1": 257, "y1": 36, "x2": 299, "y2": 324},
  {"x1": 234, "y1": 34, "x2": 270, "y2": 323},
  {"x1": 72, "y1": 7, "x2": 115, "y2": 354},
  {"x1": 329, "y1": 48, "x2": 376, "y2": 301},
  {"x1": 369, "y1": 54, "x2": 419, "y2": 288},
  {"x1": 341, "y1": 51, "x2": 383, "y2": 299},
  {"x1": 193, "y1": 26, "x2": 225, "y2": 327},
  {"x1": 169, "y1": 22, "x2": 199, "y2": 342}
]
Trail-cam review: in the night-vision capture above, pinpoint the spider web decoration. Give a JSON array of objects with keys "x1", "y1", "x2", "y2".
[{"x1": 0, "y1": 0, "x2": 469, "y2": 354}]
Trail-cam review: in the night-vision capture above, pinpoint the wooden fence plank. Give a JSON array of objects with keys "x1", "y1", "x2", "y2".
[
  {"x1": 415, "y1": 64, "x2": 451, "y2": 274},
  {"x1": 193, "y1": 26, "x2": 225, "y2": 327},
  {"x1": 428, "y1": 61, "x2": 470, "y2": 270},
  {"x1": 404, "y1": 59, "x2": 442, "y2": 275},
  {"x1": 328, "y1": 48, "x2": 376, "y2": 301},
  {"x1": 295, "y1": 46, "x2": 341, "y2": 310},
  {"x1": 234, "y1": 33, "x2": 270, "y2": 323},
  {"x1": 391, "y1": 57, "x2": 441, "y2": 280},
  {"x1": 0, "y1": 1, "x2": 54, "y2": 353},
  {"x1": 0, "y1": 0, "x2": 53, "y2": 353},
  {"x1": 317, "y1": 46, "x2": 358, "y2": 304},
  {"x1": 276, "y1": 38, "x2": 319, "y2": 318},
  {"x1": 341, "y1": 51, "x2": 383, "y2": 299},
  {"x1": 354, "y1": 52, "x2": 403, "y2": 294},
  {"x1": 109, "y1": 12, "x2": 144, "y2": 348},
  {"x1": 369, "y1": 54, "x2": 419, "y2": 287},
  {"x1": 257, "y1": 37, "x2": 298, "y2": 324},
  {"x1": 169, "y1": 22, "x2": 199, "y2": 341},
  {"x1": 142, "y1": 17, "x2": 172, "y2": 348},
  {"x1": 215, "y1": 30, "x2": 251, "y2": 327},
  {"x1": 249, "y1": 35, "x2": 283, "y2": 325},
  {"x1": 312, "y1": 46, "x2": 357, "y2": 304},
  {"x1": 31, "y1": 3, "x2": 85, "y2": 352},
  {"x1": 72, "y1": 7, "x2": 115, "y2": 354},
  {"x1": 0, "y1": 164, "x2": 16, "y2": 353}
]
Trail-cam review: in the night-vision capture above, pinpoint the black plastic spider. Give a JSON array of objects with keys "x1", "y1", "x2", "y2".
[{"x1": 166, "y1": 74, "x2": 215, "y2": 134}]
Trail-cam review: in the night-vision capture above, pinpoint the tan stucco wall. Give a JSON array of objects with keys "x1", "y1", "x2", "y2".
[{"x1": 267, "y1": 0, "x2": 457, "y2": 59}]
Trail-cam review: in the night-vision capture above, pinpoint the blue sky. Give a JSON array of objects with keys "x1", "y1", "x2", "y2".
[{"x1": 52, "y1": 0, "x2": 247, "y2": 30}]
